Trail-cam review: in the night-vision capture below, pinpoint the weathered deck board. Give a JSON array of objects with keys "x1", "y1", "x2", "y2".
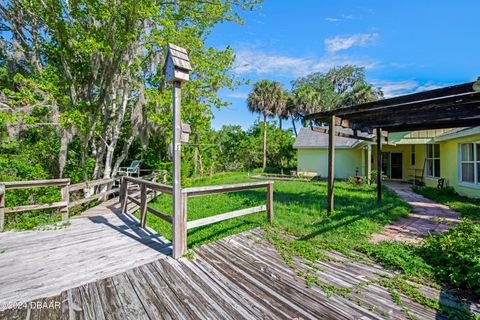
[
  {"x1": 2, "y1": 227, "x2": 476, "y2": 320},
  {"x1": 0, "y1": 200, "x2": 171, "y2": 309}
]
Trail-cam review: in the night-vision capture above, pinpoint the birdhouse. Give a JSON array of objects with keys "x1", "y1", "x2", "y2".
[
  {"x1": 164, "y1": 43, "x2": 192, "y2": 83},
  {"x1": 181, "y1": 123, "x2": 191, "y2": 143}
]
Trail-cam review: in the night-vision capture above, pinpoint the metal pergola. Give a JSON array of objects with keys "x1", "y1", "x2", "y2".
[{"x1": 306, "y1": 80, "x2": 480, "y2": 213}]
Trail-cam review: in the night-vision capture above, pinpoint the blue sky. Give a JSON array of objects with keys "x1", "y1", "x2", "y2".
[{"x1": 206, "y1": 0, "x2": 480, "y2": 130}]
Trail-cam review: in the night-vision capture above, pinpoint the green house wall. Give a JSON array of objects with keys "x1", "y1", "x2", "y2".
[{"x1": 296, "y1": 148, "x2": 364, "y2": 179}]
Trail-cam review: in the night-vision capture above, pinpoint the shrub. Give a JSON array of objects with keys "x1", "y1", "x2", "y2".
[{"x1": 420, "y1": 221, "x2": 480, "y2": 293}]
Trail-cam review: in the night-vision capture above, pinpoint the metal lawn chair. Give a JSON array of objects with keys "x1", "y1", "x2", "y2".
[{"x1": 119, "y1": 160, "x2": 141, "y2": 177}]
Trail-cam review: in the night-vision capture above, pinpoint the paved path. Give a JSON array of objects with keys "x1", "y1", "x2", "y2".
[{"x1": 371, "y1": 182, "x2": 461, "y2": 243}]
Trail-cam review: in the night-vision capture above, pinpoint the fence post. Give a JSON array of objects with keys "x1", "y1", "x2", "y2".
[
  {"x1": 266, "y1": 182, "x2": 274, "y2": 223},
  {"x1": 121, "y1": 178, "x2": 128, "y2": 213},
  {"x1": 0, "y1": 184, "x2": 5, "y2": 232},
  {"x1": 172, "y1": 191, "x2": 187, "y2": 259},
  {"x1": 140, "y1": 184, "x2": 148, "y2": 228},
  {"x1": 60, "y1": 181, "x2": 70, "y2": 221}
]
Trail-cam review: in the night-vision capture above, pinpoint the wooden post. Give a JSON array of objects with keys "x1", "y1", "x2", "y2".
[
  {"x1": 60, "y1": 182, "x2": 70, "y2": 221},
  {"x1": 140, "y1": 184, "x2": 148, "y2": 228},
  {"x1": 327, "y1": 116, "x2": 336, "y2": 214},
  {"x1": 119, "y1": 178, "x2": 124, "y2": 205},
  {"x1": 266, "y1": 182, "x2": 274, "y2": 223},
  {"x1": 376, "y1": 128, "x2": 383, "y2": 202},
  {"x1": 121, "y1": 178, "x2": 128, "y2": 213},
  {"x1": 0, "y1": 184, "x2": 5, "y2": 232},
  {"x1": 367, "y1": 144, "x2": 372, "y2": 184},
  {"x1": 172, "y1": 81, "x2": 186, "y2": 259}
]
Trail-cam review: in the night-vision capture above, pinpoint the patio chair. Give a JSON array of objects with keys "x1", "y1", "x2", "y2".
[{"x1": 119, "y1": 160, "x2": 141, "y2": 177}]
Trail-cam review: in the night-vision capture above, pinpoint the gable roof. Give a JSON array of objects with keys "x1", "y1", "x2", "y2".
[{"x1": 293, "y1": 127, "x2": 369, "y2": 149}]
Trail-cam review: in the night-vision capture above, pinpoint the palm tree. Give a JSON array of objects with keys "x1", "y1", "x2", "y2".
[
  {"x1": 247, "y1": 80, "x2": 287, "y2": 169},
  {"x1": 290, "y1": 83, "x2": 323, "y2": 131},
  {"x1": 272, "y1": 86, "x2": 289, "y2": 130}
]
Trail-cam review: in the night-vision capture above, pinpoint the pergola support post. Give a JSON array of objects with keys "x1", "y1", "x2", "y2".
[
  {"x1": 367, "y1": 144, "x2": 372, "y2": 184},
  {"x1": 327, "y1": 116, "x2": 336, "y2": 214},
  {"x1": 376, "y1": 128, "x2": 382, "y2": 202}
]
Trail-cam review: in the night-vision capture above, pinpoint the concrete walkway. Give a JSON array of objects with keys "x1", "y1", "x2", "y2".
[{"x1": 371, "y1": 181, "x2": 461, "y2": 243}]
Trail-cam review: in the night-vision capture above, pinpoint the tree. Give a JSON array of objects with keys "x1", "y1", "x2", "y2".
[
  {"x1": 291, "y1": 65, "x2": 383, "y2": 122},
  {"x1": 247, "y1": 80, "x2": 287, "y2": 169},
  {"x1": 289, "y1": 84, "x2": 322, "y2": 135},
  {"x1": 0, "y1": 0, "x2": 260, "y2": 181}
]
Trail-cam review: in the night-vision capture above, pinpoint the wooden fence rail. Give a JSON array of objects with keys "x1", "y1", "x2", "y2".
[
  {"x1": 183, "y1": 181, "x2": 274, "y2": 229},
  {"x1": 120, "y1": 176, "x2": 173, "y2": 228},
  {"x1": 118, "y1": 177, "x2": 274, "y2": 258},
  {"x1": 0, "y1": 177, "x2": 120, "y2": 231}
]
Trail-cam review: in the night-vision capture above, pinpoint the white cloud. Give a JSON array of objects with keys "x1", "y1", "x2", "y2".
[
  {"x1": 324, "y1": 33, "x2": 379, "y2": 53},
  {"x1": 325, "y1": 17, "x2": 340, "y2": 22},
  {"x1": 373, "y1": 80, "x2": 449, "y2": 98},
  {"x1": 226, "y1": 92, "x2": 248, "y2": 99},
  {"x1": 325, "y1": 14, "x2": 353, "y2": 23},
  {"x1": 234, "y1": 49, "x2": 377, "y2": 77}
]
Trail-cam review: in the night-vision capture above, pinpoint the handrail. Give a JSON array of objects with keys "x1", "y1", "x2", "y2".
[
  {"x1": 70, "y1": 178, "x2": 116, "y2": 192},
  {"x1": 0, "y1": 177, "x2": 122, "y2": 231},
  {"x1": 183, "y1": 181, "x2": 272, "y2": 197},
  {"x1": 118, "y1": 177, "x2": 275, "y2": 259},
  {"x1": 123, "y1": 176, "x2": 173, "y2": 194},
  {"x1": 3, "y1": 179, "x2": 70, "y2": 189}
]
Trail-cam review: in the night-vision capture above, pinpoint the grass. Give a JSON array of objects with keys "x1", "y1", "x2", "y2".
[
  {"x1": 141, "y1": 171, "x2": 410, "y2": 249},
  {"x1": 412, "y1": 186, "x2": 480, "y2": 220}
]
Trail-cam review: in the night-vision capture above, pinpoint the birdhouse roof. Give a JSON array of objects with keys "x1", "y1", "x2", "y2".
[{"x1": 167, "y1": 43, "x2": 192, "y2": 71}]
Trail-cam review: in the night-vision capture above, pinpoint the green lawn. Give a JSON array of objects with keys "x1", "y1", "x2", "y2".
[{"x1": 142, "y1": 171, "x2": 410, "y2": 250}]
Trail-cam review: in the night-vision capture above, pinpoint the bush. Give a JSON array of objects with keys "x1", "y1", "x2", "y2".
[{"x1": 420, "y1": 221, "x2": 480, "y2": 293}]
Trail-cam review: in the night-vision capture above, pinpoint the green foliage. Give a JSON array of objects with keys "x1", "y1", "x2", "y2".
[
  {"x1": 361, "y1": 241, "x2": 434, "y2": 283},
  {"x1": 420, "y1": 221, "x2": 480, "y2": 293},
  {"x1": 413, "y1": 186, "x2": 480, "y2": 220},
  {"x1": 1, "y1": 0, "x2": 261, "y2": 182},
  {"x1": 361, "y1": 221, "x2": 480, "y2": 294},
  {"x1": 290, "y1": 65, "x2": 383, "y2": 119}
]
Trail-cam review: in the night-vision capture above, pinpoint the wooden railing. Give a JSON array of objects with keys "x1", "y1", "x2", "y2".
[
  {"x1": 183, "y1": 181, "x2": 274, "y2": 229},
  {"x1": 0, "y1": 178, "x2": 119, "y2": 231},
  {"x1": 118, "y1": 177, "x2": 274, "y2": 258},
  {"x1": 120, "y1": 176, "x2": 173, "y2": 228}
]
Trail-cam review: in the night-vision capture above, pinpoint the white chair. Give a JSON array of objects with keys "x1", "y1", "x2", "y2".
[{"x1": 119, "y1": 160, "x2": 141, "y2": 177}]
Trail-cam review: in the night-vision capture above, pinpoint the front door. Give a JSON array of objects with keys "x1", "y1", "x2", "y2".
[{"x1": 390, "y1": 153, "x2": 403, "y2": 179}]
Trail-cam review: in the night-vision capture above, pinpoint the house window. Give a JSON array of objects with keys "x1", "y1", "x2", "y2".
[
  {"x1": 459, "y1": 143, "x2": 480, "y2": 184},
  {"x1": 425, "y1": 144, "x2": 440, "y2": 178},
  {"x1": 410, "y1": 145, "x2": 416, "y2": 166}
]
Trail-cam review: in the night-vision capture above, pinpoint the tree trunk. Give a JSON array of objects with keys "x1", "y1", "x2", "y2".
[
  {"x1": 291, "y1": 116, "x2": 298, "y2": 137},
  {"x1": 263, "y1": 114, "x2": 267, "y2": 169},
  {"x1": 279, "y1": 116, "x2": 282, "y2": 130},
  {"x1": 58, "y1": 129, "x2": 70, "y2": 178}
]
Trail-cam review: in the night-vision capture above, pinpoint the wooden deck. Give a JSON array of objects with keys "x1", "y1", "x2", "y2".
[
  {"x1": 1, "y1": 219, "x2": 477, "y2": 319},
  {"x1": 0, "y1": 198, "x2": 171, "y2": 310}
]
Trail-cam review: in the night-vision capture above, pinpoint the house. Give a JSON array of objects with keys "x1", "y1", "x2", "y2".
[
  {"x1": 294, "y1": 126, "x2": 480, "y2": 198},
  {"x1": 293, "y1": 127, "x2": 371, "y2": 179}
]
